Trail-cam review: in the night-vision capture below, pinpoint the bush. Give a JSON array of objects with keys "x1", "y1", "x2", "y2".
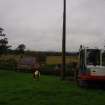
[
  {"x1": 0, "y1": 58, "x2": 17, "y2": 70},
  {"x1": 40, "y1": 65, "x2": 56, "y2": 75},
  {"x1": 40, "y1": 64, "x2": 75, "y2": 76}
]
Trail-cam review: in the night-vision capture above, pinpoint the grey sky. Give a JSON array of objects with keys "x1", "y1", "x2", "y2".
[{"x1": 0, "y1": 0, "x2": 105, "y2": 51}]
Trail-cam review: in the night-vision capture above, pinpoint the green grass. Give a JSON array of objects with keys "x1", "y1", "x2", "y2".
[{"x1": 0, "y1": 70, "x2": 105, "y2": 105}]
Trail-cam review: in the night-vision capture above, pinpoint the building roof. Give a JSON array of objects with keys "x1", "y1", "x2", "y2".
[{"x1": 19, "y1": 57, "x2": 36, "y2": 65}]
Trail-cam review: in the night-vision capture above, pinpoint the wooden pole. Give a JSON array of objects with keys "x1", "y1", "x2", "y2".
[{"x1": 61, "y1": 0, "x2": 66, "y2": 80}]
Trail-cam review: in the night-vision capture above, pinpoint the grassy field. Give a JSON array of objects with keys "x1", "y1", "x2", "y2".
[{"x1": 0, "y1": 70, "x2": 105, "y2": 105}]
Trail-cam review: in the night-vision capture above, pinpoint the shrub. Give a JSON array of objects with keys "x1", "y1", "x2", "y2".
[
  {"x1": 0, "y1": 58, "x2": 16, "y2": 70},
  {"x1": 40, "y1": 64, "x2": 75, "y2": 76}
]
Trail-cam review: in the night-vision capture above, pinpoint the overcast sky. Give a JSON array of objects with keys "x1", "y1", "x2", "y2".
[{"x1": 0, "y1": 0, "x2": 105, "y2": 51}]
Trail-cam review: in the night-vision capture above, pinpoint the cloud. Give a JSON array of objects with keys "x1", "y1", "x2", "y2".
[{"x1": 0, "y1": 0, "x2": 105, "y2": 51}]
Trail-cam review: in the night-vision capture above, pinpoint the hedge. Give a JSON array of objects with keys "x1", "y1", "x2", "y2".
[{"x1": 0, "y1": 59, "x2": 16, "y2": 70}]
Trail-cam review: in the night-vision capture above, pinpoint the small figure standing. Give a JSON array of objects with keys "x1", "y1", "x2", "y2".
[
  {"x1": 54, "y1": 64, "x2": 61, "y2": 76},
  {"x1": 32, "y1": 62, "x2": 40, "y2": 80}
]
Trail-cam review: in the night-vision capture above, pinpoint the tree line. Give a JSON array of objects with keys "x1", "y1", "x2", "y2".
[{"x1": 0, "y1": 27, "x2": 26, "y2": 54}]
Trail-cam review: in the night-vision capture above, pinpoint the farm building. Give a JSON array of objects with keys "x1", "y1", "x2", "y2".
[
  {"x1": 0, "y1": 51, "x2": 79, "y2": 71},
  {"x1": 16, "y1": 57, "x2": 36, "y2": 72},
  {"x1": 45, "y1": 52, "x2": 79, "y2": 65}
]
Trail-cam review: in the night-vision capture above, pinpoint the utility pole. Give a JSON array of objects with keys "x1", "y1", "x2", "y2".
[{"x1": 61, "y1": 0, "x2": 66, "y2": 80}]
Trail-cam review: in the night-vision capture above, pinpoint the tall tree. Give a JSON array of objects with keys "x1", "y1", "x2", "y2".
[
  {"x1": 0, "y1": 28, "x2": 11, "y2": 54},
  {"x1": 16, "y1": 44, "x2": 26, "y2": 54}
]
